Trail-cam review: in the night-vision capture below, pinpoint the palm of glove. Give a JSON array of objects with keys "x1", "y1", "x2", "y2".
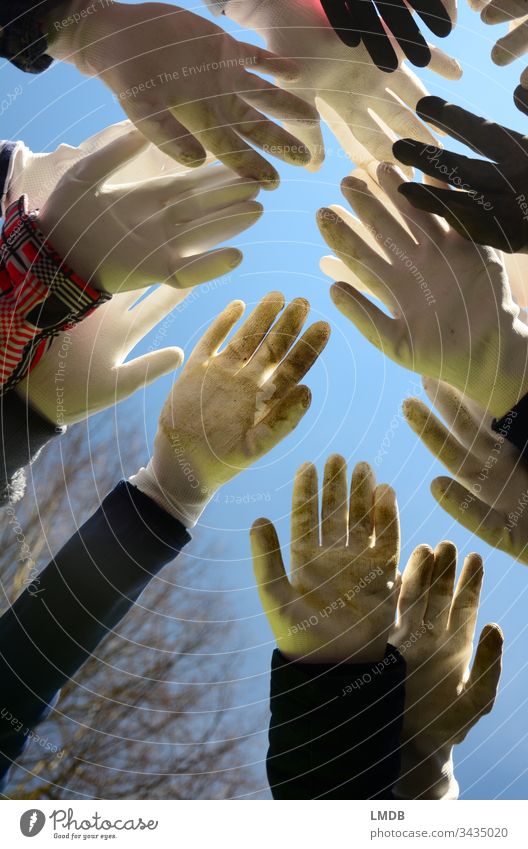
[{"x1": 252, "y1": 456, "x2": 400, "y2": 664}]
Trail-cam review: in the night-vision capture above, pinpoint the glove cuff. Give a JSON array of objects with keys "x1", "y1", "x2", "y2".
[
  {"x1": 129, "y1": 462, "x2": 216, "y2": 529},
  {"x1": 0, "y1": 196, "x2": 110, "y2": 395}
]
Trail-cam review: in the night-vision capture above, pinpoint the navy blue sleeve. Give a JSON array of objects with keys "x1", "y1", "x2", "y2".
[
  {"x1": 0, "y1": 142, "x2": 17, "y2": 210},
  {"x1": 0, "y1": 480, "x2": 191, "y2": 788},
  {"x1": 0, "y1": 2, "x2": 65, "y2": 72},
  {"x1": 267, "y1": 645, "x2": 406, "y2": 799}
]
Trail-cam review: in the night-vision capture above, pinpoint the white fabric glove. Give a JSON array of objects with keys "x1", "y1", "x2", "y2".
[
  {"x1": 404, "y1": 377, "x2": 528, "y2": 564},
  {"x1": 16, "y1": 286, "x2": 186, "y2": 426},
  {"x1": 250, "y1": 455, "x2": 400, "y2": 663},
  {"x1": 473, "y1": 0, "x2": 528, "y2": 106},
  {"x1": 391, "y1": 541, "x2": 503, "y2": 799},
  {"x1": 214, "y1": 0, "x2": 461, "y2": 172},
  {"x1": 131, "y1": 292, "x2": 330, "y2": 527},
  {"x1": 36, "y1": 128, "x2": 263, "y2": 294},
  {"x1": 318, "y1": 161, "x2": 528, "y2": 419},
  {"x1": 2, "y1": 120, "x2": 197, "y2": 215},
  {"x1": 46, "y1": 1, "x2": 320, "y2": 183}
]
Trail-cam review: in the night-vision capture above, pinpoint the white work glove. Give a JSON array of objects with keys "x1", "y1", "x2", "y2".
[
  {"x1": 36, "y1": 128, "x2": 263, "y2": 294},
  {"x1": 318, "y1": 161, "x2": 528, "y2": 420},
  {"x1": 391, "y1": 541, "x2": 503, "y2": 799},
  {"x1": 2, "y1": 120, "x2": 195, "y2": 215},
  {"x1": 131, "y1": 292, "x2": 330, "y2": 527},
  {"x1": 212, "y1": 0, "x2": 461, "y2": 171},
  {"x1": 16, "y1": 286, "x2": 186, "y2": 426},
  {"x1": 46, "y1": 1, "x2": 320, "y2": 184},
  {"x1": 469, "y1": 0, "x2": 528, "y2": 112},
  {"x1": 404, "y1": 377, "x2": 528, "y2": 564},
  {"x1": 251, "y1": 455, "x2": 400, "y2": 663}
]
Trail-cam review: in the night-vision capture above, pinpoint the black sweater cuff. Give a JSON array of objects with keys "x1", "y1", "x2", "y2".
[{"x1": 267, "y1": 645, "x2": 406, "y2": 800}]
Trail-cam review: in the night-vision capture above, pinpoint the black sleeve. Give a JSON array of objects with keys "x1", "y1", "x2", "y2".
[
  {"x1": 0, "y1": 390, "x2": 61, "y2": 507},
  {"x1": 0, "y1": 1, "x2": 68, "y2": 72},
  {"x1": 0, "y1": 480, "x2": 191, "y2": 788},
  {"x1": 492, "y1": 395, "x2": 528, "y2": 458},
  {"x1": 267, "y1": 645, "x2": 406, "y2": 800}
]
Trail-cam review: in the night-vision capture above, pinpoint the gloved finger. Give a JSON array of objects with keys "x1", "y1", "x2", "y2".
[
  {"x1": 409, "y1": 0, "x2": 454, "y2": 36},
  {"x1": 341, "y1": 104, "x2": 402, "y2": 164},
  {"x1": 425, "y1": 43, "x2": 463, "y2": 79},
  {"x1": 320, "y1": 255, "x2": 372, "y2": 293},
  {"x1": 340, "y1": 174, "x2": 417, "y2": 257},
  {"x1": 393, "y1": 139, "x2": 505, "y2": 190},
  {"x1": 463, "y1": 623, "x2": 504, "y2": 723},
  {"x1": 319, "y1": 0, "x2": 362, "y2": 47},
  {"x1": 126, "y1": 285, "x2": 190, "y2": 345},
  {"x1": 448, "y1": 553, "x2": 484, "y2": 643},
  {"x1": 330, "y1": 281, "x2": 399, "y2": 356},
  {"x1": 402, "y1": 396, "x2": 485, "y2": 480},
  {"x1": 374, "y1": 91, "x2": 438, "y2": 147},
  {"x1": 244, "y1": 45, "x2": 303, "y2": 82},
  {"x1": 190, "y1": 298, "x2": 246, "y2": 362},
  {"x1": 396, "y1": 543, "x2": 435, "y2": 628},
  {"x1": 467, "y1": 0, "x2": 488, "y2": 10},
  {"x1": 241, "y1": 74, "x2": 320, "y2": 125},
  {"x1": 244, "y1": 297, "x2": 309, "y2": 380},
  {"x1": 424, "y1": 540, "x2": 457, "y2": 632},
  {"x1": 222, "y1": 292, "x2": 285, "y2": 366},
  {"x1": 396, "y1": 182, "x2": 501, "y2": 244},
  {"x1": 124, "y1": 103, "x2": 207, "y2": 167},
  {"x1": 170, "y1": 200, "x2": 263, "y2": 254},
  {"x1": 115, "y1": 347, "x2": 184, "y2": 398},
  {"x1": 377, "y1": 0, "x2": 432, "y2": 67},
  {"x1": 355, "y1": 1, "x2": 400, "y2": 72},
  {"x1": 492, "y1": 17, "x2": 528, "y2": 65},
  {"x1": 321, "y1": 454, "x2": 349, "y2": 548},
  {"x1": 421, "y1": 377, "x2": 495, "y2": 458},
  {"x1": 232, "y1": 99, "x2": 312, "y2": 166},
  {"x1": 69, "y1": 129, "x2": 150, "y2": 187},
  {"x1": 291, "y1": 461, "x2": 320, "y2": 570},
  {"x1": 248, "y1": 384, "x2": 312, "y2": 461},
  {"x1": 170, "y1": 246, "x2": 243, "y2": 289},
  {"x1": 263, "y1": 321, "x2": 331, "y2": 400},
  {"x1": 349, "y1": 461, "x2": 376, "y2": 549},
  {"x1": 146, "y1": 168, "x2": 261, "y2": 219},
  {"x1": 373, "y1": 161, "x2": 446, "y2": 241},
  {"x1": 482, "y1": 0, "x2": 528, "y2": 24},
  {"x1": 414, "y1": 96, "x2": 526, "y2": 159},
  {"x1": 373, "y1": 483, "x2": 400, "y2": 566},
  {"x1": 514, "y1": 81, "x2": 528, "y2": 113},
  {"x1": 431, "y1": 476, "x2": 510, "y2": 551},
  {"x1": 384, "y1": 65, "x2": 428, "y2": 110},
  {"x1": 251, "y1": 518, "x2": 294, "y2": 604},
  {"x1": 317, "y1": 209, "x2": 395, "y2": 308}
]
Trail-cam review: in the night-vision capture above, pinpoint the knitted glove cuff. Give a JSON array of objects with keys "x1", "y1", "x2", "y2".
[{"x1": 0, "y1": 196, "x2": 110, "y2": 395}]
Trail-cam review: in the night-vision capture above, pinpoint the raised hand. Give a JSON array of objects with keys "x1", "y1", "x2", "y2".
[
  {"x1": 36, "y1": 129, "x2": 263, "y2": 294},
  {"x1": 251, "y1": 455, "x2": 400, "y2": 663},
  {"x1": 47, "y1": 1, "x2": 320, "y2": 182},
  {"x1": 131, "y1": 293, "x2": 330, "y2": 526},
  {"x1": 393, "y1": 96, "x2": 528, "y2": 252},
  {"x1": 404, "y1": 378, "x2": 528, "y2": 564},
  {"x1": 391, "y1": 541, "x2": 503, "y2": 798},
  {"x1": 317, "y1": 161, "x2": 528, "y2": 419},
  {"x1": 211, "y1": 0, "x2": 460, "y2": 172}
]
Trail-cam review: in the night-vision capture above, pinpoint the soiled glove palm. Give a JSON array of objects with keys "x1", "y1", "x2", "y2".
[
  {"x1": 37, "y1": 129, "x2": 263, "y2": 294},
  {"x1": 47, "y1": 1, "x2": 319, "y2": 184},
  {"x1": 3, "y1": 120, "x2": 193, "y2": 214},
  {"x1": 317, "y1": 161, "x2": 528, "y2": 419},
  {"x1": 390, "y1": 541, "x2": 503, "y2": 798},
  {"x1": 212, "y1": 0, "x2": 460, "y2": 171},
  {"x1": 16, "y1": 286, "x2": 186, "y2": 426},
  {"x1": 131, "y1": 293, "x2": 330, "y2": 527},
  {"x1": 393, "y1": 96, "x2": 528, "y2": 252},
  {"x1": 319, "y1": 0, "x2": 453, "y2": 70},
  {"x1": 404, "y1": 378, "x2": 528, "y2": 564},
  {"x1": 251, "y1": 455, "x2": 400, "y2": 663}
]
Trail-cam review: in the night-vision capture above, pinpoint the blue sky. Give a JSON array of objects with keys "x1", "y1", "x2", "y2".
[{"x1": 3, "y1": 0, "x2": 528, "y2": 799}]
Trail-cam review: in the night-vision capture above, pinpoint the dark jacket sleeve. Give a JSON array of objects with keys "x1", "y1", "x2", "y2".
[
  {"x1": 0, "y1": 390, "x2": 61, "y2": 507},
  {"x1": 267, "y1": 644, "x2": 406, "y2": 800},
  {"x1": 492, "y1": 397, "x2": 528, "y2": 457},
  {"x1": 0, "y1": 1, "x2": 67, "y2": 72},
  {"x1": 0, "y1": 480, "x2": 191, "y2": 789},
  {"x1": 0, "y1": 142, "x2": 18, "y2": 212}
]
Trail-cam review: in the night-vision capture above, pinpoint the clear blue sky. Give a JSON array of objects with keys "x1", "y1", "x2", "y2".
[{"x1": 3, "y1": 0, "x2": 528, "y2": 799}]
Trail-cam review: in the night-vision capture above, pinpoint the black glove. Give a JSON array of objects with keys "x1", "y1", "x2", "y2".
[
  {"x1": 393, "y1": 95, "x2": 528, "y2": 252},
  {"x1": 320, "y1": 0, "x2": 452, "y2": 71}
]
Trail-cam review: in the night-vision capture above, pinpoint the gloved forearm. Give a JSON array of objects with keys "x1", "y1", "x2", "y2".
[{"x1": 267, "y1": 646, "x2": 406, "y2": 800}]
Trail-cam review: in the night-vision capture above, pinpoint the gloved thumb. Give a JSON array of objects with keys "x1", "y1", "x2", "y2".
[{"x1": 115, "y1": 347, "x2": 184, "y2": 398}]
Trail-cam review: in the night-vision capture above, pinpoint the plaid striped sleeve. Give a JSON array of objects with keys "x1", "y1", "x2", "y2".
[{"x1": 0, "y1": 195, "x2": 110, "y2": 395}]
